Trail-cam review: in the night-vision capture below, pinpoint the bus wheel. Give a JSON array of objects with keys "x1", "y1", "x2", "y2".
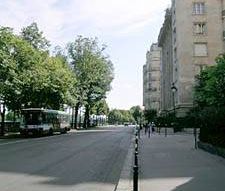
[
  {"x1": 38, "y1": 129, "x2": 43, "y2": 136},
  {"x1": 20, "y1": 131, "x2": 27, "y2": 137},
  {"x1": 60, "y1": 128, "x2": 66, "y2": 134},
  {"x1": 48, "y1": 128, "x2": 53, "y2": 136}
]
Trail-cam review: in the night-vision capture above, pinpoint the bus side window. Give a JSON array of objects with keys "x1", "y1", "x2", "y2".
[{"x1": 42, "y1": 113, "x2": 46, "y2": 124}]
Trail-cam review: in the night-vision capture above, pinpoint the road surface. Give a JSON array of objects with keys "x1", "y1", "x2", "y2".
[{"x1": 0, "y1": 127, "x2": 133, "y2": 191}]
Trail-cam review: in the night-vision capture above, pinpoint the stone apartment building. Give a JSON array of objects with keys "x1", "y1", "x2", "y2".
[
  {"x1": 158, "y1": 0, "x2": 225, "y2": 116},
  {"x1": 143, "y1": 43, "x2": 161, "y2": 112}
]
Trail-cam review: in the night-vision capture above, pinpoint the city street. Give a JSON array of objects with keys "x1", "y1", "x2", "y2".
[{"x1": 0, "y1": 127, "x2": 133, "y2": 191}]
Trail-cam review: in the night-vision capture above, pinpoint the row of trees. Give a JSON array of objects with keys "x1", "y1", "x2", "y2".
[
  {"x1": 108, "y1": 109, "x2": 135, "y2": 124},
  {"x1": 108, "y1": 106, "x2": 148, "y2": 125},
  {"x1": 0, "y1": 22, "x2": 114, "y2": 135}
]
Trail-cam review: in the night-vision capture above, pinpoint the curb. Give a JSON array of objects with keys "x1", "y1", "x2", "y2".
[
  {"x1": 198, "y1": 141, "x2": 225, "y2": 159},
  {"x1": 115, "y1": 139, "x2": 134, "y2": 191}
]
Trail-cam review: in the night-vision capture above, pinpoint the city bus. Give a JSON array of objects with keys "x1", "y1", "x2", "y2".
[{"x1": 20, "y1": 108, "x2": 70, "y2": 136}]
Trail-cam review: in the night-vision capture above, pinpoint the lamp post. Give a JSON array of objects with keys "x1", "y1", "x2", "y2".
[{"x1": 171, "y1": 82, "x2": 177, "y2": 128}]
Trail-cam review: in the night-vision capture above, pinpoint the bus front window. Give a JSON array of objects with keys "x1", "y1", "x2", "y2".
[{"x1": 24, "y1": 112, "x2": 42, "y2": 125}]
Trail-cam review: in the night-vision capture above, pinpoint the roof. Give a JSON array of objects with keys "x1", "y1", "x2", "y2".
[{"x1": 22, "y1": 108, "x2": 69, "y2": 115}]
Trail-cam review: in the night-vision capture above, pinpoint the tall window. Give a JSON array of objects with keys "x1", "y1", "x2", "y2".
[
  {"x1": 193, "y1": 23, "x2": 207, "y2": 34},
  {"x1": 194, "y1": 43, "x2": 208, "y2": 57},
  {"x1": 193, "y1": 2, "x2": 205, "y2": 14}
]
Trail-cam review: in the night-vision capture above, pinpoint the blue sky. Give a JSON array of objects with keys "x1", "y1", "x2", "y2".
[{"x1": 0, "y1": 0, "x2": 171, "y2": 110}]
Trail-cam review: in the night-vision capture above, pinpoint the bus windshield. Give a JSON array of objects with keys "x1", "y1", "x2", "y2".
[{"x1": 23, "y1": 111, "x2": 42, "y2": 125}]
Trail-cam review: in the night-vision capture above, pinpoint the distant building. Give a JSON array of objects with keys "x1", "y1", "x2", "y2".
[
  {"x1": 158, "y1": 0, "x2": 225, "y2": 116},
  {"x1": 143, "y1": 43, "x2": 161, "y2": 113}
]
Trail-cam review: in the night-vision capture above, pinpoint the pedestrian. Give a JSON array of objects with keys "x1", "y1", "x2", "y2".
[
  {"x1": 152, "y1": 122, "x2": 156, "y2": 133},
  {"x1": 148, "y1": 122, "x2": 152, "y2": 138},
  {"x1": 144, "y1": 123, "x2": 148, "y2": 135}
]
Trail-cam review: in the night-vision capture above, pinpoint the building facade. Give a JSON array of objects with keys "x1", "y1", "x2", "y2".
[
  {"x1": 143, "y1": 43, "x2": 161, "y2": 112},
  {"x1": 158, "y1": 8, "x2": 173, "y2": 116},
  {"x1": 158, "y1": 0, "x2": 225, "y2": 116}
]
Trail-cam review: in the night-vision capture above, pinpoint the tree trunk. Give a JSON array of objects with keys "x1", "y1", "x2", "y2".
[
  {"x1": 83, "y1": 111, "x2": 87, "y2": 129},
  {"x1": 86, "y1": 105, "x2": 90, "y2": 128},
  {"x1": 13, "y1": 111, "x2": 16, "y2": 122},
  {"x1": 0, "y1": 103, "x2": 6, "y2": 136},
  {"x1": 74, "y1": 103, "x2": 80, "y2": 129},
  {"x1": 83, "y1": 105, "x2": 90, "y2": 129},
  {"x1": 96, "y1": 115, "x2": 98, "y2": 126},
  {"x1": 71, "y1": 107, "x2": 74, "y2": 129}
]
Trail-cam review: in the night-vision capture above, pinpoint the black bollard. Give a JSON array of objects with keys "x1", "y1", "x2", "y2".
[
  {"x1": 134, "y1": 151, "x2": 138, "y2": 166},
  {"x1": 133, "y1": 165, "x2": 138, "y2": 191},
  {"x1": 135, "y1": 133, "x2": 138, "y2": 152}
]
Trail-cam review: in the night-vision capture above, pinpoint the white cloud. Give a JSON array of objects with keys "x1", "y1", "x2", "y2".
[
  {"x1": 61, "y1": 0, "x2": 171, "y2": 36},
  {"x1": 0, "y1": 0, "x2": 171, "y2": 43}
]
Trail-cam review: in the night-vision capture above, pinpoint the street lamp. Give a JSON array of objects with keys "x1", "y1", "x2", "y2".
[
  {"x1": 171, "y1": 82, "x2": 177, "y2": 118},
  {"x1": 171, "y1": 83, "x2": 177, "y2": 133}
]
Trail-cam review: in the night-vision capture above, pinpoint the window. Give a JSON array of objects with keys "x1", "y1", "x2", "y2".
[
  {"x1": 194, "y1": 43, "x2": 207, "y2": 56},
  {"x1": 222, "y1": 10, "x2": 225, "y2": 18},
  {"x1": 194, "y1": 23, "x2": 207, "y2": 34},
  {"x1": 193, "y1": 2, "x2": 205, "y2": 14}
]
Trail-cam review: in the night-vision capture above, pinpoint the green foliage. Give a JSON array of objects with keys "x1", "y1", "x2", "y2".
[
  {"x1": 21, "y1": 22, "x2": 50, "y2": 51},
  {"x1": 0, "y1": 24, "x2": 77, "y2": 112},
  {"x1": 193, "y1": 54, "x2": 225, "y2": 148},
  {"x1": 68, "y1": 36, "x2": 114, "y2": 104},
  {"x1": 91, "y1": 99, "x2": 109, "y2": 116},
  {"x1": 198, "y1": 107, "x2": 225, "y2": 148},
  {"x1": 194, "y1": 54, "x2": 225, "y2": 107},
  {"x1": 108, "y1": 109, "x2": 134, "y2": 125},
  {"x1": 67, "y1": 36, "x2": 114, "y2": 127},
  {"x1": 130, "y1": 106, "x2": 143, "y2": 123},
  {"x1": 144, "y1": 109, "x2": 157, "y2": 123}
]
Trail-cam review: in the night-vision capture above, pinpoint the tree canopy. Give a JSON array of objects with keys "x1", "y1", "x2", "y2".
[
  {"x1": 21, "y1": 22, "x2": 50, "y2": 51},
  {"x1": 67, "y1": 36, "x2": 114, "y2": 128},
  {"x1": 190, "y1": 53, "x2": 225, "y2": 148},
  {"x1": 0, "y1": 23, "x2": 114, "y2": 134},
  {"x1": 108, "y1": 109, "x2": 134, "y2": 125}
]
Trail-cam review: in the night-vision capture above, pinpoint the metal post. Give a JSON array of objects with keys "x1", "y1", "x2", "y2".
[
  {"x1": 172, "y1": 91, "x2": 176, "y2": 118},
  {"x1": 165, "y1": 124, "x2": 167, "y2": 137},
  {"x1": 79, "y1": 108, "x2": 82, "y2": 128},
  {"x1": 171, "y1": 82, "x2": 177, "y2": 133},
  {"x1": 133, "y1": 165, "x2": 138, "y2": 191},
  {"x1": 133, "y1": 127, "x2": 139, "y2": 191},
  {"x1": 194, "y1": 126, "x2": 197, "y2": 149},
  {"x1": 134, "y1": 151, "x2": 138, "y2": 166}
]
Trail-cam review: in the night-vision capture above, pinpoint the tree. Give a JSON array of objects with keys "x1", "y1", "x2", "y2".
[
  {"x1": 21, "y1": 22, "x2": 50, "y2": 51},
  {"x1": 194, "y1": 54, "x2": 225, "y2": 108},
  {"x1": 144, "y1": 109, "x2": 157, "y2": 124},
  {"x1": 193, "y1": 53, "x2": 225, "y2": 147},
  {"x1": 91, "y1": 99, "x2": 109, "y2": 126},
  {"x1": 21, "y1": 56, "x2": 76, "y2": 109},
  {"x1": 0, "y1": 24, "x2": 77, "y2": 137},
  {"x1": 108, "y1": 109, "x2": 134, "y2": 125},
  {"x1": 67, "y1": 36, "x2": 114, "y2": 128},
  {"x1": 0, "y1": 27, "x2": 18, "y2": 135},
  {"x1": 130, "y1": 106, "x2": 143, "y2": 124}
]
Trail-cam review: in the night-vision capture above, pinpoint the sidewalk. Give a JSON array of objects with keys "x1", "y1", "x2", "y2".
[{"x1": 139, "y1": 132, "x2": 225, "y2": 191}]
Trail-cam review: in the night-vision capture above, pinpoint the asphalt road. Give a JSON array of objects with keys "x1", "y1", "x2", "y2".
[{"x1": 0, "y1": 126, "x2": 133, "y2": 191}]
